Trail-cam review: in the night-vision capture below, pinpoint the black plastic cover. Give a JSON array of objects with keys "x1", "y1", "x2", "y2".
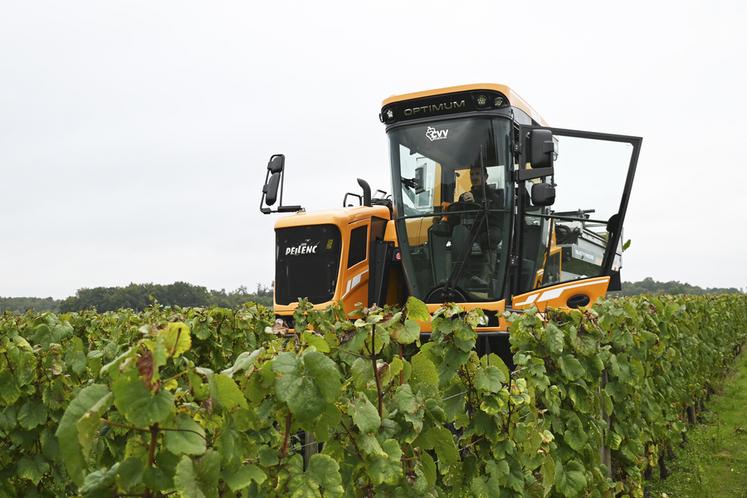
[
  {"x1": 380, "y1": 90, "x2": 509, "y2": 125},
  {"x1": 275, "y1": 225, "x2": 341, "y2": 305}
]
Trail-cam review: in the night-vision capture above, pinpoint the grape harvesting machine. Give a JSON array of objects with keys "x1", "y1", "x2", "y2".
[{"x1": 259, "y1": 83, "x2": 641, "y2": 356}]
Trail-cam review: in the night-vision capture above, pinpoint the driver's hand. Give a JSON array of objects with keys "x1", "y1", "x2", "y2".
[{"x1": 460, "y1": 192, "x2": 475, "y2": 203}]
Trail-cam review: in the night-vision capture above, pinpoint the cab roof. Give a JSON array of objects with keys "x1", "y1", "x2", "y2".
[{"x1": 382, "y1": 83, "x2": 547, "y2": 126}]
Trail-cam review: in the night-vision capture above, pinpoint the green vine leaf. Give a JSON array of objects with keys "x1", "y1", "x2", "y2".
[
  {"x1": 557, "y1": 354, "x2": 586, "y2": 381},
  {"x1": 410, "y1": 352, "x2": 439, "y2": 391},
  {"x1": 112, "y1": 370, "x2": 174, "y2": 427},
  {"x1": 351, "y1": 393, "x2": 380, "y2": 433},
  {"x1": 544, "y1": 323, "x2": 565, "y2": 354},
  {"x1": 308, "y1": 454, "x2": 344, "y2": 497},
  {"x1": 554, "y1": 459, "x2": 587, "y2": 497},
  {"x1": 396, "y1": 319, "x2": 421, "y2": 345},
  {"x1": 76, "y1": 392, "x2": 113, "y2": 459},
  {"x1": 405, "y1": 296, "x2": 430, "y2": 322},
  {"x1": 209, "y1": 373, "x2": 248, "y2": 411},
  {"x1": 302, "y1": 331, "x2": 331, "y2": 353},
  {"x1": 368, "y1": 439, "x2": 403, "y2": 485},
  {"x1": 165, "y1": 414, "x2": 207, "y2": 456},
  {"x1": 223, "y1": 464, "x2": 267, "y2": 492},
  {"x1": 417, "y1": 426, "x2": 459, "y2": 467},
  {"x1": 16, "y1": 455, "x2": 49, "y2": 485},
  {"x1": 79, "y1": 463, "x2": 119, "y2": 495},
  {"x1": 220, "y1": 348, "x2": 264, "y2": 378},
  {"x1": 303, "y1": 351, "x2": 341, "y2": 402},
  {"x1": 174, "y1": 450, "x2": 221, "y2": 498},
  {"x1": 475, "y1": 366, "x2": 506, "y2": 393},
  {"x1": 117, "y1": 457, "x2": 145, "y2": 492},
  {"x1": 55, "y1": 383, "x2": 111, "y2": 486},
  {"x1": 17, "y1": 398, "x2": 48, "y2": 430}
]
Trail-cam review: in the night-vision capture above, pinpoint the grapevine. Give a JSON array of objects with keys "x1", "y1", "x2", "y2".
[{"x1": 0, "y1": 295, "x2": 745, "y2": 496}]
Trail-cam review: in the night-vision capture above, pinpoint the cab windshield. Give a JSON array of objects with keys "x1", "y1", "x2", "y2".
[{"x1": 388, "y1": 116, "x2": 513, "y2": 302}]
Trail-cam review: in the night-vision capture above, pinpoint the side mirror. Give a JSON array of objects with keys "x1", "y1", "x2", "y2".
[
  {"x1": 264, "y1": 173, "x2": 281, "y2": 205},
  {"x1": 260, "y1": 154, "x2": 303, "y2": 214},
  {"x1": 263, "y1": 155, "x2": 284, "y2": 206},
  {"x1": 414, "y1": 167, "x2": 426, "y2": 194},
  {"x1": 268, "y1": 154, "x2": 284, "y2": 174},
  {"x1": 528, "y1": 129, "x2": 555, "y2": 169},
  {"x1": 531, "y1": 182, "x2": 555, "y2": 206}
]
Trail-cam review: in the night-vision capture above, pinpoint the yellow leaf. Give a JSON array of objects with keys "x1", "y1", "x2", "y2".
[{"x1": 161, "y1": 322, "x2": 192, "y2": 358}]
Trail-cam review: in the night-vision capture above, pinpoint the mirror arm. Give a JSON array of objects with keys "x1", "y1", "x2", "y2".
[
  {"x1": 278, "y1": 205, "x2": 303, "y2": 213},
  {"x1": 278, "y1": 162, "x2": 286, "y2": 207},
  {"x1": 514, "y1": 166, "x2": 554, "y2": 182},
  {"x1": 343, "y1": 192, "x2": 363, "y2": 207}
]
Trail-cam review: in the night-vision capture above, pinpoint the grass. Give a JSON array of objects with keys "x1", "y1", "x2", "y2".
[{"x1": 648, "y1": 349, "x2": 747, "y2": 497}]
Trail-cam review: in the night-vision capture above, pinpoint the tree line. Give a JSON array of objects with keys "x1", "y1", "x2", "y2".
[
  {"x1": 613, "y1": 277, "x2": 743, "y2": 297},
  {"x1": 0, "y1": 282, "x2": 273, "y2": 313},
  {"x1": 1, "y1": 277, "x2": 743, "y2": 313}
]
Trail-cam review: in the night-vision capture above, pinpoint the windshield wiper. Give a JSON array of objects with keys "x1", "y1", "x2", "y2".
[
  {"x1": 442, "y1": 211, "x2": 487, "y2": 300},
  {"x1": 442, "y1": 146, "x2": 498, "y2": 299}
]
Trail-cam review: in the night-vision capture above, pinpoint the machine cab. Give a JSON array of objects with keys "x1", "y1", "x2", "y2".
[
  {"x1": 386, "y1": 112, "x2": 514, "y2": 303},
  {"x1": 380, "y1": 84, "x2": 641, "y2": 316}
]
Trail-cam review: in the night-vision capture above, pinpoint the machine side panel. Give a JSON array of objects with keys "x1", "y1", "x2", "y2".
[
  {"x1": 511, "y1": 276, "x2": 610, "y2": 312},
  {"x1": 338, "y1": 218, "x2": 372, "y2": 314},
  {"x1": 411, "y1": 276, "x2": 608, "y2": 333}
]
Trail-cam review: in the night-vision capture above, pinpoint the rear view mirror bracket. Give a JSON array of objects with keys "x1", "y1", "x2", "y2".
[
  {"x1": 343, "y1": 192, "x2": 363, "y2": 207},
  {"x1": 514, "y1": 166, "x2": 554, "y2": 182}
]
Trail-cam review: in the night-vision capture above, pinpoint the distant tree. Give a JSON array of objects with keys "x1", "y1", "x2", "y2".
[
  {"x1": 0, "y1": 297, "x2": 60, "y2": 313},
  {"x1": 158, "y1": 281, "x2": 211, "y2": 308},
  {"x1": 4, "y1": 278, "x2": 740, "y2": 313},
  {"x1": 56, "y1": 282, "x2": 273, "y2": 312},
  {"x1": 616, "y1": 277, "x2": 743, "y2": 296},
  {"x1": 207, "y1": 283, "x2": 273, "y2": 308},
  {"x1": 59, "y1": 282, "x2": 212, "y2": 312}
]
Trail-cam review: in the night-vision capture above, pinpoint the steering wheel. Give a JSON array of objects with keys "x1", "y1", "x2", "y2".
[
  {"x1": 424, "y1": 285, "x2": 469, "y2": 303},
  {"x1": 446, "y1": 200, "x2": 482, "y2": 213},
  {"x1": 444, "y1": 200, "x2": 483, "y2": 228}
]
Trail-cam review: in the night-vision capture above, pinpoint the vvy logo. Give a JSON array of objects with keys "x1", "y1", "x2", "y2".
[
  {"x1": 285, "y1": 241, "x2": 319, "y2": 256},
  {"x1": 425, "y1": 126, "x2": 448, "y2": 142}
]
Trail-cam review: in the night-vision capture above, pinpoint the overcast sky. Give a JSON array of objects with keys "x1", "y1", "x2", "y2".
[{"x1": 2, "y1": 0, "x2": 746, "y2": 298}]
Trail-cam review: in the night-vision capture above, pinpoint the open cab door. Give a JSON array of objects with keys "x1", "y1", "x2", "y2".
[{"x1": 512, "y1": 127, "x2": 642, "y2": 311}]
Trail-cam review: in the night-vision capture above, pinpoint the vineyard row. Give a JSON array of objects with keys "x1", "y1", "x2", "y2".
[{"x1": 1, "y1": 294, "x2": 746, "y2": 497}]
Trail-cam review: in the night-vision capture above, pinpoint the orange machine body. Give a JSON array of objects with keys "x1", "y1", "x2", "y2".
[{"x1": 268, "y1": 83, "x2": 640, "y2": 334}]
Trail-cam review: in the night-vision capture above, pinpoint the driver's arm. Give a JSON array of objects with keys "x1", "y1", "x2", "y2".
[{"x1": 459, "y1": 191, "x2": 475, "y2": 203}]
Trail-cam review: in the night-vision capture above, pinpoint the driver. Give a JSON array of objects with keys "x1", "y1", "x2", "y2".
[
  {"x1": 454, "y1": 164, "x2": 503, "y2": 286},
  {"x1": 459, "y1": 164, "x2": 502, "y2": 206}
]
